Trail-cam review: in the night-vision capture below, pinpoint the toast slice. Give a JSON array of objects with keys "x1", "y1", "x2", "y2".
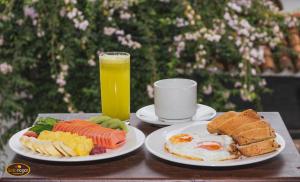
[
  {"x1": 238, "y1": 138, "x2": 280, "y2": 157},
  {"x1": 207, "y1": 111, "x2": 238, "y2": 133},
  {"x1": 218, "y1": 109, "x2": 261, "y2": 135},
  {"x1": 234, "y1": 127, "x2": 276, "y2": 145},
  {"x1": 217, "y1": 109, "x2": 261, "y2": 135},
  {"x1": 231, "y1": 120, "x2": 270, "y2": 136},
  {"x1": 239, "y1": 109, "x2": 262, "y2": 119}
]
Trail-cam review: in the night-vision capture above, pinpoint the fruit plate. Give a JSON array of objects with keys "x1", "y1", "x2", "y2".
[
  {"x1": 9, "y1": 126, "x2": 145, "y2": 162},
  {"x1": 145, "y1": 121, "x2": 285, "y2": 167}
]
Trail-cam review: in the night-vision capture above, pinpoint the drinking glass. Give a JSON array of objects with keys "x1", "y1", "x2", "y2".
[{"x1": 99, "y1": 52, "x2": 130, "y2": 121}]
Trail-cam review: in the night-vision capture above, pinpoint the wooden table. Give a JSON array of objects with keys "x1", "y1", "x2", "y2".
[{"x1": 2, "y1": 112, "x2": 300, "y2": 181}]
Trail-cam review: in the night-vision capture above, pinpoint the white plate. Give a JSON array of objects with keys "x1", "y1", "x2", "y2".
[
  {"x1": 136, "y1": 104, "x2": 216, "y2": 126},
  {"x1": 9, "y1": 126, "x2": 145, "y2": 162},
  {"x1": 145, "y1": 121, "x2": 285, "y2": 167}
]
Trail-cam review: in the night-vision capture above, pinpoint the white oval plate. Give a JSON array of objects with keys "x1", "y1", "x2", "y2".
[
  {"x1": 136, "y1": 104, "x2": 216, "y2": 126},
  {"x1": 145, "y1": 121, "x2": 285, "y2": 167},
  {"x1": 9, "y1": 126, "x2": 145, "y2": 162}
]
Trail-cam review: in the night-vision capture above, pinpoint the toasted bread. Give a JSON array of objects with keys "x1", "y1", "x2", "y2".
[
  {"x1": 234, "y1": 127, "x2": 276, "y2": 145},
  {"x1": 239, "y1": 109, "x2": 261, "y2": 120},
  {"x1": 231, "y1": 120, "x2": 270, "y2": 136},
  {"x1": 238, "y1": 138, "x2": 280, "y2": 157},
  {"x1": 218, "y1": 110, "x2": 261, "y2": 135},
  {"x1": 207, "y1": 111, "x2": 238, "y2": 133}
]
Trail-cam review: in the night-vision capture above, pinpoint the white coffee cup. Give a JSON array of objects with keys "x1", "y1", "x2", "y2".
[{"x1": 154, "y1": 78, "x2": 197, "y2": 122}]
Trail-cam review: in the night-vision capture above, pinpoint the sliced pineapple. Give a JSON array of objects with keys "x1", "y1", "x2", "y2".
[
  {"x1": 38, "y1": 131, "x2": 93, "y2": 156},
  {"x1": 20, "y1": 131, "x2": 93, "y2": 157},
  {"x1": 42, "y1": 140, "x2": 62, "y2": 157},
  {"x1": 53, "y1": 141, "x2": 70, "y2": 157},
  {"x1": 59, "y1": 142, "x2": 77, "y2": 157}
]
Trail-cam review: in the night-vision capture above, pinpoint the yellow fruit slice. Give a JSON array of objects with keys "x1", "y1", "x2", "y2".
[
  {"x1": 59, "y1": 142, "x2": 77, "y2": 157},
  {"x1": 53, "y1": 141, "x2": 69, "y2": 157},
  {"x1": 43, "y1": 141, "x2": 62, "y2": 157}
]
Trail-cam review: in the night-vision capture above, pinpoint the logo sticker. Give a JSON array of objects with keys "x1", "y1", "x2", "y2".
[{"x1": 6, "y1": 163, "x2": 30, "y2": 176}]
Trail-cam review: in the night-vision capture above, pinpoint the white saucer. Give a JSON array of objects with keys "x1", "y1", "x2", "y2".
[{"x1": 136, "y1": 104, "x2": 216, "y2": 126}]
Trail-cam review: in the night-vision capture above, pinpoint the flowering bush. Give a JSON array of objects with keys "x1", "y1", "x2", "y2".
[{"x1": 0, "y1": 0, "x2": 299, "y2": 144}]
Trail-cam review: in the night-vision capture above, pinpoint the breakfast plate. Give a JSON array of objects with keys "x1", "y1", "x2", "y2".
[
  {"x1": 145, "y1": 121, "x2": 285, "y2": 167},
  {"x1": 136, "y1": 104, "x2": 216, "y2": 126},
  {"x1": 9, "y1": 125, "x2": 145, "y2": 162}
]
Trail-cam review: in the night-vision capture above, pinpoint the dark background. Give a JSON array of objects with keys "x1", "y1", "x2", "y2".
[{"x1": 261, "y1": 76, "x2": 300, "y2": 138}]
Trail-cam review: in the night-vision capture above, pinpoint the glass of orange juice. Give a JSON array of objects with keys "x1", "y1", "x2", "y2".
[{"x1": 99, "y1": 52, "x2": 130, "y2": 121}]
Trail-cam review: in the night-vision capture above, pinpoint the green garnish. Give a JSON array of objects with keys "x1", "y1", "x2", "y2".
[{"x1": 29, "y1": 117, "x2": 59, "y2": 134}]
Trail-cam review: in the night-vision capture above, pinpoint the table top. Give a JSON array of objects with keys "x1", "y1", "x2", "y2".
[{"x1": 2, "y1": 112, "x2": 300, "y2": 181}]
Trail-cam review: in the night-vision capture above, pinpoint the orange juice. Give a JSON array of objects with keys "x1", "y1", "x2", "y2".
[{"x1": 99, "y1": 52, "x2": 130, "y2": 121}]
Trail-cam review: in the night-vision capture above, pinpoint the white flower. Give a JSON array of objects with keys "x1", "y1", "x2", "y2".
[
  {"x1": 37, "y1": 30, "x2": 45, "y2": 37},
  {"x1": 228, "y1": 2, "x2": 242, "y2": 13},
  {"x1": 16, "y1": 19, "x2": 24, "y2": 26},
  {"x1": 251, "y1": 68, "x2": 256, "y2": 75},
  {"x1": 120, "y1": 11, "x2": 132, "y2": 20},
  {"x1": 236, "y1": 0, "x2": 252, "y2": 8},
  {"x1": 234, "y1": 82, "x2": 242, "y2": 88},
  {"x1": 258, "y1": 46, "x2": 264, "y2": 62},
  {"x1": 175, "y1": 17, "x2": 188, "y2": 27},
  {"x1": 259, "y1": 79, "x2": 267, "y2": 87},
  {"x1": 78, "y1": 20, "x2": 89, "y2": 30},
  {"x1": 285, "y1": 16, "x2": 298, "y2": 28},
  {"x1": 24, "y1": 6, "x2": 38, "y2": 19},
  {"x1": 59, "y1": 45, "x2": 65, "y2": 51},
  {"x1": 273, "y1": 25, "x2": 279, "y2": 33},
  {"x1": 240, "y1": 89, "x2": 250, "y2": 101},
  {"x1": 68, "y1": 106, "x2": 75, "y2": 112},
  {"x1": 132, "y1": 42, "x2": 141, "y2": 49},
  {"x1": 88, "y1": 59, "x2": 96, "y2": 66},
  {"x1": 203, "y1": 84, "x2": 213, "y2": 95},
  {"x1": 67, "y1": 8, "x2": 77, "y2": 19},
  {"x1": 115, "y1": 30, "x2": 125, "y2": 35},
  {"x1": 178, "y1": 41, "x2": 185, "y2": 49},
  {"x1": 63, "y1": 95, "x2": 70, "y2": 103},
  {"x1": 235, "y1": 38, "x2": 241, "y2": 46},
  {"x1": 200, "y1": 27, "x2": 207, "y2": 33},
  {"x1": 60, "y1": 8, "x2": 66, "y2": 17},
  {"x1": 224, "y1": 12, "x2": 231, "y2": 21},
  {"x1": 249, "y1": 84, "x2": 255, "y2": 92},
  {"x1": 32, "y1": 19, "x2": 37, "y2": 26},
  {"x1": 58, "y1": 87, "x2": 65, "y2": 93},
  {"x1": 204, "y1": 33, "x2": 221, "y2": 42},
  {"x1": 56, "y1": 78, "x2": 66, "y2": 86},
  {"x1": 250, "y1": 49, "x2": 258, "y2": 58},
  {"x1": 126, "y1": 34, "x2": 132, "y2": 39},
  {"x1": 0, "y1": 62, "x2": 13, "y2": 74},
  {"x1": 174, "y1": 35, "x2": 183, "y2": 42},
  {"x1": 240, "y1": 19, "x2": 251, "y2": 29},
  {"x1": 61, "y1": 64, "x2": 69, "y2": 71},
  {"x1": 225, "y1": 102, "x2": 235, "y2": 109},
  {"x1": 185, "y1": 33, "x2": 197, "y2": 40},
  {"x1": 103, "y1": 27, "x2": 116, "y2": 36},
  {"x1": 147, "y1": 84, "x2": 154, "y2": 98},
  {"x1": 238, "y1": 29, "x2": 250, "y2": 37}
]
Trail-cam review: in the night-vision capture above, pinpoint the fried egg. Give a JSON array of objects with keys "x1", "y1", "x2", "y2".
[{"x1": 165, "y1": 133, "x2": 239, "y2": 161}]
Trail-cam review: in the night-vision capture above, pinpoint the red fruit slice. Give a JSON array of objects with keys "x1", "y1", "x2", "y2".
[{"x1": 23, "y1": 131, "x2": 38, "y2": 138}]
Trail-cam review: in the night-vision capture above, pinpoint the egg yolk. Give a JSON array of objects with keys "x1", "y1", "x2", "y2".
[
  {"x1": 169, "y1": 134, "x2": 193, "y2": 144},
  {"x1": 197, "y1": 141, "x2": 222, "y2": 151}
]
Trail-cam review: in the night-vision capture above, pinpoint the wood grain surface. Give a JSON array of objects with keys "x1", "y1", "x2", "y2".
[{"x1": 1, "y1": 112, "x2": 300, "y2": 182}]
